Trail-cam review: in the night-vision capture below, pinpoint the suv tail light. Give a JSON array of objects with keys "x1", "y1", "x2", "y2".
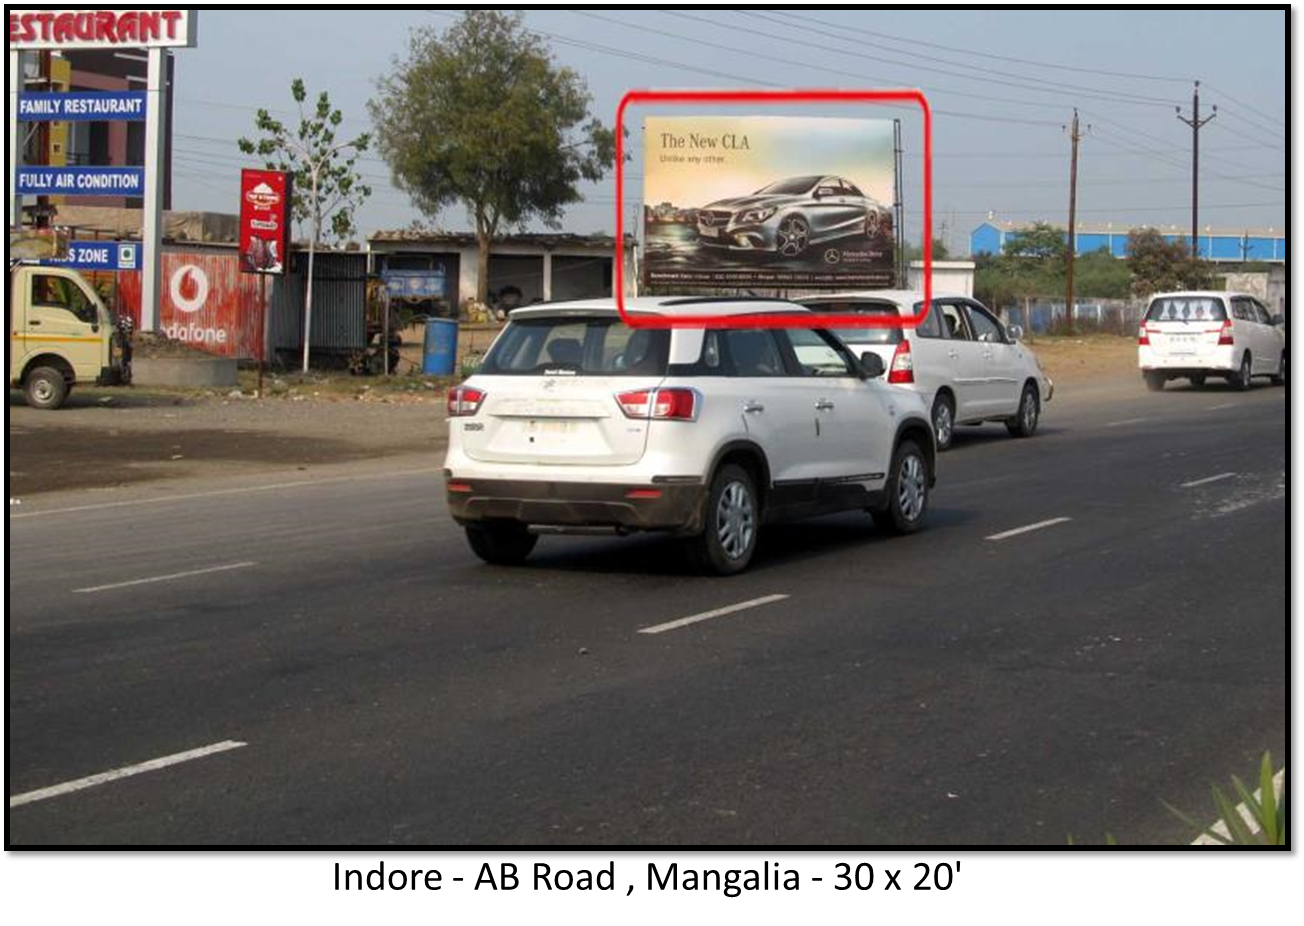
[
  {"x1": 887, "y1": 340, "x2": 914, "y2": 384},
  {"x1": 1138, "y1": 325, "x2": 1151, "y2": 346},
  {"x1": 447, "y1": 385, "x2": 486, "y2": 417},
  {"x1": 616, "y1": 387, "x2": 699, "y2": 421},
  {"x1": 1217, "y1": 320, "x2": 1235, "y2": 345}
]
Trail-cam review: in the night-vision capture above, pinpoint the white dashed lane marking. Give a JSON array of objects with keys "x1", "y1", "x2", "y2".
[
  {"x1": 73, "y1": 561, "x2": 257, "y2": 594},
  {"x1": 9, "y1": 741, "x2": 248, "y2": 808},
  {"x1": 638, "y1": 594, "x2": 790, "y2": 635},
  {"x1": 984, "y1": 517, "x2": 1073, "y2": 542},
  {"x1": 1180, "y1": 472, "x2": 1237, "y2": 489}
]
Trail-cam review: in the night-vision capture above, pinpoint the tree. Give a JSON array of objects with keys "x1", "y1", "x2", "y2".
[
  {"x1": 1003, "y1": 221, "x2": 1068, "y2": 265},
  {"x1": 370, "y1": 11, "x2": 616, "y2": 305},
  {"x1": 1073, "y1": 247, "x2": 1132, "y2": 300},
  {"x1": 903, "y1": 237, "x2": 950, "y2": 261},
  {"x1": 1126, "y1": 228, "x2": 1215, "y2": 298},
  {"x1": 239, "y1": 79, "x2": 372, "y2": 372}
]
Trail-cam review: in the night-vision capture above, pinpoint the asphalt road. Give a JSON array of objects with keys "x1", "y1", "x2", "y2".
[{"x1": 7, "y1": 376, "x2": 1287, "y2": 846}]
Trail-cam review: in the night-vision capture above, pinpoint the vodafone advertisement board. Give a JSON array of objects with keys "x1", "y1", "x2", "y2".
[
  {"x1": 7, "y1": 9, "x2": 198, "y2": 49},
  {"x1": 239, "y1": 169, "x2": 292, "y2": 276}
]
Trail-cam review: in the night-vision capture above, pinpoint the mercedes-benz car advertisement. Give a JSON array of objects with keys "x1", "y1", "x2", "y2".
[
  {"x1": 696, "y1": 175, "x2": 890, "y2": 259},
  {"x1": 643, "y1": 116, "x2": 897, "y2": 289}
]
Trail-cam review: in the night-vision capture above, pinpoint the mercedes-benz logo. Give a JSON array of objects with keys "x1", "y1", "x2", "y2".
[
  {"x1": 823, "y1": 248, "x2": 842, "y2": 265},
  {"x1": 700, "y1": 213, "x2": 713, "y2": 227}
]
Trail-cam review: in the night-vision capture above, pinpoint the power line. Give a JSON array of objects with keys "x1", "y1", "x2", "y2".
[
  {"x1": 1201, "y1": 82, "x2": 1286, "y2": 130},
  {"x1": 738, "y1": 10, "x2": 1183, "y2": 106},
  {"x1": 427, "y1": 8, "x2": 1061, "y2": 128},
  {"x1": 1079, "y1": 107, "x2": 1277, "y2": 170},
  {"x1": 579, "y1": 9, "x2": 1142, "y2": 120},
  {"x1": 760, "y1": 9, "x2": 1193, "y2": 84}
]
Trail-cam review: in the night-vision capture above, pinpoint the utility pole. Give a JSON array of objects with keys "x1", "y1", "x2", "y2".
[
  {"x1": 1065, "y1": 109, "x2": 1084, "y2": 337},
  {"x1": 1177, "y1": 80, "x2": 1216, "y2": 259}
]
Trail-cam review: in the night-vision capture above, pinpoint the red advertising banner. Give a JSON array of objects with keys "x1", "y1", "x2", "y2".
[{"x1": 239, "y1": 168, "x2": 292, "y2": 276}]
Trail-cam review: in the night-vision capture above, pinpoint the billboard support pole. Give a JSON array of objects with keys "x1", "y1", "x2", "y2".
[
  {"x1": 893, "y1": 118, "x2": 905, "y2": 288},
  {"x1": 258, "y1": 272, "x2": 268, "y2": 396},
  {"x1": 140, "y1": 47, "x2": 168, "y2": 332},
  {"x1": 9, "y1": 50, "x2": 26, "y2": 228}
]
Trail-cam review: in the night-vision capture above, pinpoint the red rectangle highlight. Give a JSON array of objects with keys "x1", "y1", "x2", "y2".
[{"x1": 615, "y1": 88, "x2": 932, "y2": 330}]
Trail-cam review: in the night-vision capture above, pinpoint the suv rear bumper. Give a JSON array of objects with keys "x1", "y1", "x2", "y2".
[
  {"x1": 446, "y1": 477, "x2": 707, "y2": 534},
  {"x1": 1140, "y1": 366, "x2": 1235, "y2": 377}
]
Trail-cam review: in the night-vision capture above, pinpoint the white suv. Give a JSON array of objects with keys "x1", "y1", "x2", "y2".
[
  {"x1": 444, "y1": 298, "x2": 936, "y2": 574},
  {"x1": 1138, "y1": 291, "x2": 1286, "y2": 391},
  {"x1": 800, "y1": 291, "x2": 1053, "y2": 451}
]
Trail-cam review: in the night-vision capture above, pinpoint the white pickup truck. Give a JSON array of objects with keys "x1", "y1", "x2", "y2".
[{"x1": 8, "y1": 262, "x2": 132, "y2": 409}]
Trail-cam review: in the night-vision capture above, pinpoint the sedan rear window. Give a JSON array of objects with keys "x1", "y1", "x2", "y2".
[
  {"x1": 480, "y1": 317, "x2": 670, "y2": 376},
  {"x1": 803, "y1": 300, "x2": 904, "y2": 345},
  {"x1": 1146, "y1": 296, "x2": 1227, "y2": 323}
]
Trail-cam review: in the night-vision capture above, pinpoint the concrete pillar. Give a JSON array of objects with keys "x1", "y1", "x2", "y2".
[
  {"x1": 140, "y1": 48, "x2": 168, "y2": 331},
  {"x1": 542, "y1": 251, "x2": 553, "y2": 302},
  {"x1": 9, "y1": 50, "x2": 26, "y2": 228}
]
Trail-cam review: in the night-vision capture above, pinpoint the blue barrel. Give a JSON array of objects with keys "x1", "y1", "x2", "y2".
[{"x1": 422, "y1": 318, "x2": 459, "y2": 376}]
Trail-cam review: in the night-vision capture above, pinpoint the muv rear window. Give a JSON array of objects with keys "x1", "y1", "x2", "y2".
[
  {"x1": 802, "y1": 300, "x2": 904, "y2": 345},
  {"x1": 1146, "y1": 296, "x2": 1227, "y2": 323},
  {"x1": 480, "y1": 316, "x2": 670, "y2": 376}
]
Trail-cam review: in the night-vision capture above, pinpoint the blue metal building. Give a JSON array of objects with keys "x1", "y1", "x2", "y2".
[{"x1": 970, "y1": 220, "x2": 1285, "y2": 262}]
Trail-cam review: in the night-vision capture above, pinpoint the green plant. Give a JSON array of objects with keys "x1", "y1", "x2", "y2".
[
  {"x1": 1165, "y1": 752, "x2": 1285, "y2": 846},
  {"x1": 1069, "y1": 756, "x2": 1283, "y2": 850}
]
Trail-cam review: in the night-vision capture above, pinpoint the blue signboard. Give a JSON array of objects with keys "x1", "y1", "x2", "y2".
[
  {"x1": 42, "y1": 241, "x2": 142, "y2": 272},
  {"x1": 17, "y1": 166, "x2": 145, "y2": 197},
  {"x1": 384, "y1": 268, "x2": 449, "y2": 299},
  {"x1": 18, "y1": 91, "x2": 148, "y2": 122}
]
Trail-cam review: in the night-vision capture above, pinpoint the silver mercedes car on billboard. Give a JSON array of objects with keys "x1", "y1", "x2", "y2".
[{"x1": 696, "y1": 175, "x2": 890, "y2": 258}]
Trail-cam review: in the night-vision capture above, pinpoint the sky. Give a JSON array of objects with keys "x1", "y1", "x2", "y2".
[{"x1": 167, "y1": 8, "x2": 1288, "y2": 254}]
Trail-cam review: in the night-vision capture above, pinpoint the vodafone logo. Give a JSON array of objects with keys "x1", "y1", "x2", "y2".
[{"x1": 169, "y1": 264, "x2": 210, "y2": 314}]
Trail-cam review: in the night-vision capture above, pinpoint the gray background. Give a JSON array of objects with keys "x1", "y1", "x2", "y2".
[{"x1": 0, "y1": 860, "x2": 1293, "y2": 926}]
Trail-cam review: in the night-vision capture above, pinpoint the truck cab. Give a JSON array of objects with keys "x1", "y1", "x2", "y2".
[{"x1": 8, "y1": 263, "x2": 131, "y2": 409}]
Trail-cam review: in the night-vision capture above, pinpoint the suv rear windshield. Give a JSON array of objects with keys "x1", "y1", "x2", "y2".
[
  {"x1": 480, "y1": 316, "x2": 670, "y2": 376},
  {"x1": 802, "y1": 300, "x2": 904, "y2": 345},
  {"x1": 1146, "y1": 296, "x2": 1227, "y2": 323}
]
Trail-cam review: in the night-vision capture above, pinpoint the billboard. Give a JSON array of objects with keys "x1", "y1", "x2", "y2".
[
  {"x1": 238, "y1": 169, "x2": 292, "y2": 275},
  {"x1": 7, "y1": 9, "x2": 197, "y2": 49},
  {"x1": 642, "y1": 116, "x2": 896, "y2": 291}
]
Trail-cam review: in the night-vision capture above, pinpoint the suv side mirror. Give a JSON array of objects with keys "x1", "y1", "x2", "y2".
[
  {"x1": 1007, "y1": 324, "x2": 1024, "y2": 341},
  {"x1": 859, "y1": 351, "x2": 885, "y2": 380}
]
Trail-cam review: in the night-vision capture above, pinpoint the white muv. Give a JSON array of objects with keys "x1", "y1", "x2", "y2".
[
  {"x1": 800, "y1": 291, "x2": 1053, "y2": 451},
  {"x1": 1138, "y1": 291, "x2": 1286, "y2": 391},
  {"x1": 443, "y1": 297, "x2": 936, "y2": 575}
]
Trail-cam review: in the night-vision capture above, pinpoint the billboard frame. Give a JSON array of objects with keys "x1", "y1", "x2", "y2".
[{"x1": 614, "y1": 88, "x2": 932, "y2": 331}]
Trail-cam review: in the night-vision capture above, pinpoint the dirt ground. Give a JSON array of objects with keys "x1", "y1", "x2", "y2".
[
  {"x1": 1023, "y1": 334, "x2": 1138, "y2": 383},
  {"x1": 8, "y1": 384, "x2": 448, "y2": 496},
  {"x1": 8, "y1": 335, "x2": 1138, "y2": 498}
]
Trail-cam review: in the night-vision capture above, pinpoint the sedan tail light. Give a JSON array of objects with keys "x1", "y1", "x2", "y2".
[
  {"x1": 887, "y1": 340, "x2": 914, "y2": 384},
  {"x1": 447, "y1": 385, "x2": 486, "y2": 417},
  {"x1": 615, "y1": 388, "x2": 699, "y2": 420},
  {"x1": 1217, "y1": 320, "x2": 1235, "y2": 345}
]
